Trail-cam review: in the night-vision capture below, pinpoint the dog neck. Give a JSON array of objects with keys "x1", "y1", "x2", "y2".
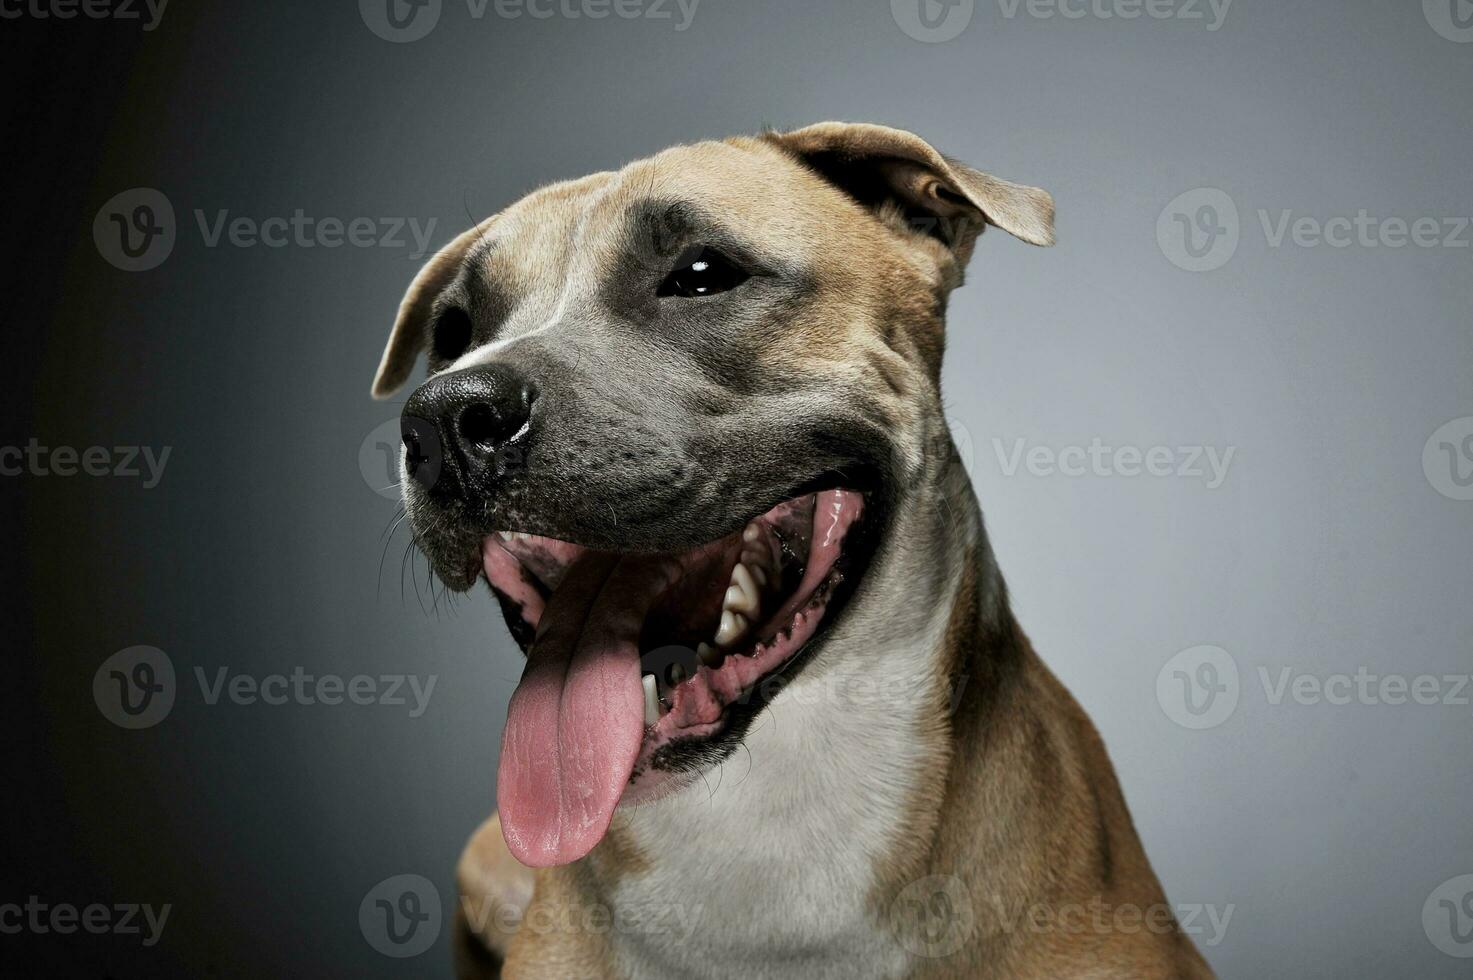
[{"x1": 578, "y1": 439, "x2": 1021, "y2": 979}]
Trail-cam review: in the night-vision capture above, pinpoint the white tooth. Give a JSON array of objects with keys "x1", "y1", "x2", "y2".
[
  {"x1": 643, "y1": 674, "x2": 659, "y2": 726},
  {"x1": 697, "y1": 642, "x2": 720, "y2": 667},
  {"x1": 715, "y1": 610, "x2": 749, "y2": 648},
  {"x1": 742, "y1": 523, "x2": 762, "y2": 544},
  {"x1": 723, "y1": 563, "x2": 760, "y2": 616},
  {"x1": 740, "y1": 540, "x2": 772, "y2": 583}
]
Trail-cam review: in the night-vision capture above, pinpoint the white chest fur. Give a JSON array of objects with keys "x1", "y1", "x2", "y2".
[{"x1": 603, "y1": 532, "x2": 962, "y2": 980}]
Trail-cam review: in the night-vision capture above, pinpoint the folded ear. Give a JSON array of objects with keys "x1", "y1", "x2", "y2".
[
  {"x1": 767, "y1": 122, "x2": 1054, "y2": 265},
  {"x1": 370, "y1": 221, "x2": 492, "y2": 399}
]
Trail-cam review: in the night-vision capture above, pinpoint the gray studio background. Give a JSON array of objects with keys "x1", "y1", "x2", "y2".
[{"x1": 8, "y1": 0, "x2": 1471, "y2": 976}]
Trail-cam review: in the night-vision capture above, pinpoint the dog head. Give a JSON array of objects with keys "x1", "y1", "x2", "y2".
[{"x1": 372, "y1": 122, "x2": 1052, "y2": 866}]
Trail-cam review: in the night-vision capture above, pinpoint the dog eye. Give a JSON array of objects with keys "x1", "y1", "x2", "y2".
[
  {"x1": 657, "y1": 247, "x2": 749, "y2": 298},
  {"x1": 432, "y1": 308, "x2": 473, "y2": 361}
]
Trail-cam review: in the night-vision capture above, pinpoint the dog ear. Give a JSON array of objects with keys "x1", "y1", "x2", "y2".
[
  {"x1": 767, "y1": 122, "x2": 1055, "y2": 262},
  {"x1": 370, "y1": 222, "x2": 491, "y2": 399}
]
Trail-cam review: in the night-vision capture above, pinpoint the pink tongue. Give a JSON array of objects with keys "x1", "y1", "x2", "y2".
[{"x1": 496, "y1": 552, "x2": 650, "y2": 868}]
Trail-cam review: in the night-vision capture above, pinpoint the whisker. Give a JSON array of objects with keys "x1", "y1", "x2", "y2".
[
  {"x1": 378, "y1": 511, "x2": 408, "y2": 601},
  {"x1": 732, "y1": 741, "x2": 755, "y2": 788},
  {"x1": 400, "y1": 540, "x2": 415, "y2": 606},
  {"x1": 380, "y1": 508, "x2": 406, "y2": 543},
  {"x1": 411, "y1": 543, "x2": 429, "y2": 617}
]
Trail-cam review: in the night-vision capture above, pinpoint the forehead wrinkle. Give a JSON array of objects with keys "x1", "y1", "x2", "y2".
[
  {"x1": 562, "y1": 160, "x2": 680, "y2": 287},
  {"x1": 463, "y1": 234, "x2": 498, "y2": 275},
  {"x1": 452, "y1": 238, "x2": 505, "y2": 317},
  {"x1": 467, "y1": 176, "x2": 618, "y2": 366}
]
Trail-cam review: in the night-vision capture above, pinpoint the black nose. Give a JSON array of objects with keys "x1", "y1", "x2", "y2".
[{"x1": 401, "y1": 365, "x2": 536, "y2": 499}]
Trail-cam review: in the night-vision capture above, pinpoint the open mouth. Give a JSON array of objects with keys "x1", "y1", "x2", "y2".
[{"x1": 481, "y1": 488, "x2": 871, "y2": 867}]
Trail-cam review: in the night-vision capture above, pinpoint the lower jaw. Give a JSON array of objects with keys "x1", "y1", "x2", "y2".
[
  {"x1": 624, "y1": 558, "x2": 850, "y2": 803},
  {"x1": 485, "y1": 488, "x2": 872, "y2": 794}
]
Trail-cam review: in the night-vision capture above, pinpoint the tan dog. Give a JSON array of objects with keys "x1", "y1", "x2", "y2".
[{"x1": 372, "y1": 122, "x2": 1215, "y2": 979}]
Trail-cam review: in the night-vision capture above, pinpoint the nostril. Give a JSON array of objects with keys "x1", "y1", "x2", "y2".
[
  {"x1": 401, "y1": 368, "x2": 534, "y2": 499},
  {"x1": 400, "y1": 416, "x2": 442, "y2": 491},
  {"x1": 401, "y1": 428, "x2": 422, "y2": 476},
  {"x1": 458, "y1": 402, "x2": 513, "y2": 449}
]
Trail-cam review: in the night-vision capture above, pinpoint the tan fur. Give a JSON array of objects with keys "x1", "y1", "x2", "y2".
[
  {"x1": 455, "y1": 814, "x2": 533, "y2": 975},
  {"x1": 373, "y1": 219, "x2": 489, "y2": 399},
  {"x1": 393, "y1": 124, "x2": 1211, "y2": 979},
  {"x1": 871, "y1": 560, "x2": 1215, "y2": 978}
]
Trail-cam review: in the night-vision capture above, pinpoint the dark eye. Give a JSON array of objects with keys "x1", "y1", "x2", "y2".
[
  {"x1": 657, "y1": 247, "x2": 750, "y2": 298},
  {"x1": 432, "y1": 308, "x2": 473, "y2": 361}
]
